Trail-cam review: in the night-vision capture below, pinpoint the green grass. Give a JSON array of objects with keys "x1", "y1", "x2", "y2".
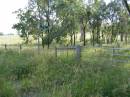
[
  {"x1": 0, "y1": 48, "x2": 130, "y2": 97},
  {"x1": 0, "y1": 35, "x2": 23, "y2": 45},
  {"x1": 0, "y1": 35, "x2": 38, "y2": 45}
]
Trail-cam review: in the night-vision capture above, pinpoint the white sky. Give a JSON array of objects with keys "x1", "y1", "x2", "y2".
[
  {"x1": 0, "y1": 0, "x2": 111, "y2": 34},
  {"x1": 0, "y1": 0, "x2": 28, "y2": 34}
]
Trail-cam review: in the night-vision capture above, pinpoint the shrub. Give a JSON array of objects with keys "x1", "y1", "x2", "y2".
[{"x1": 0, "y1": 78, "x2": 17, "y2": 97}]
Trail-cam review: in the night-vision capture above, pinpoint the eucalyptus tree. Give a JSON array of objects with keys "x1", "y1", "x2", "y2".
[
  {"x1": 14, "y1": 0, "x2": 130, "y2": 47},
  {"x1": 55, "y1": 0, "x2": 81, "y2": 46},
  {"x1": 118, "y1": 3, "x2": 129, "y2": 42},
  {"x1": 104, "y1": 0, "x2": 130, "y2": 44},
  {"x1": 13, "y1": 0, "x2": 81, "y2": 47},
  {"x1": 88, "y1": 0, "x2": 107, "y2": 45},
  {"x1": 79, "y1": 5, "x2": 91, "y2": 46},
  {"x1": 104, "y1": 0, "x2": 122, "y2": 43},
  {"x1": 33, "y1": 0, "x2": 53, "y2": 48},
  {"x1": 119, "y1": 0, "x2": 130, "y2": 43},
  {"x1": 123, "y1": 0, "x2": 130, "y2": 14},
  {"x1": 13, "y1": 9, "x2": 38, "y2": 44},
  {"x1": 26, "y1": 0, "x2": 60, "y2": 48}
]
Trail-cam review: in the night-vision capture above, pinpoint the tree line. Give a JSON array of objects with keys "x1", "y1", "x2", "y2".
[{"x1": 13, "y1": 0, "x2": 130, "y2": 48}]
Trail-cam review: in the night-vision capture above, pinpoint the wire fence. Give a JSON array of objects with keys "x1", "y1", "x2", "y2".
[{"x1": 1, "y1": 44, "x2": 130, "y2": 63}]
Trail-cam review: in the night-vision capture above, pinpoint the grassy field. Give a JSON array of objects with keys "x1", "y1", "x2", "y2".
[
  {"x1": 0, "y1": 35, "x2": 23, "y2": 45},
  {"x1": 0, "y1": 48, "x2": 130, "y2": 97},
  {"x1": 0, "y1": 35, "x2": 38, "y2": 45},
  {"x1": 0, "y1": 33, "x2": 91, "y2": 45}
]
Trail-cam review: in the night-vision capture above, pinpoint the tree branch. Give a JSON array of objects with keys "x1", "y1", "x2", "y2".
[{"x1": 123, "y1": 0, "x2": 130, "y2": 15}]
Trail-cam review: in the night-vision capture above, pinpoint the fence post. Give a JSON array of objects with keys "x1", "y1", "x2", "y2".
[
  {"x1": 112, "y1": 47, "x2": 115, "y2": 63},
  {"x1": 76, "y1": 45, "x2": 81, "y2": 60},
  {"x1": 5, "y1": 44, "x2": 7, "y2": 50},
  {"x1": 67, "y1": 45, "x2": 68, "y2": 58},
  {"x1": 19, "y1": 44, "x2": 22, "y2": 53},
  {"x1": 55, "y1": 47, "x2": 57, "y2": 58},
  {"x1": 112, "y1": 47, "x2": 115, "y2": 57}
]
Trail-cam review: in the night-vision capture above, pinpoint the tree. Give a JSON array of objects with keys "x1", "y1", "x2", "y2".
[
  {"x1": 88, "y1": 0, "x2": 107, "y2": 45},
  {"x1": 13, "y1": 9, "x2": 38, "y2": 44},
  {"x1": 54, "y1": 0, "x2": 81, "y2": 46},
  {"x1": 13, "y1": 0, "x2": 130, "y2": 47},
  {"x1": 123, "y1": 0, "x2": 130, "y2": 14}
]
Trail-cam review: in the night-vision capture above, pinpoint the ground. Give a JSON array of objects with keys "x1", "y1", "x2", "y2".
[{"x1": 0, "y1": 47, "x2": 130, "y2": 97}]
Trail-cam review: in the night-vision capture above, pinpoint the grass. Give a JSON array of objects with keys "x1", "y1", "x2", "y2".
[
  {"x1": 0, "y1": 35, "x2": 23, "y2": 45},
  {"x1": 0, "y1": 35, "x2": 38, "y2": 45},
  {"x1": 0, "y1": 48, "x2": 130, "y2": 97}
]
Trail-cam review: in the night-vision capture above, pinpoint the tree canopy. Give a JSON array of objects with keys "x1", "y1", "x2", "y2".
[{"x1": 13, "y1": 0, "x2": 130, "y2": 47}]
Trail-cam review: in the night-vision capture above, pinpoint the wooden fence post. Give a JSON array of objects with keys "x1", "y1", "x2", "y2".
[
  {"x1": 5, "y1": 44, "x2": 7, "y2": 50},
  {"x1": 112, "y1": 47, "x2": 115, "y2": 63},
  {"x1": 67, "y1": 45, "x2": 68, "y2": 58},
  {"x1": 113, "y1": 47, "x2": 115, "y2": 54},
  {"x1": 19, "y1": 44, "x2": 22, "y2": 53},
  {"x1": 55, "y1": 47, "x2": 57, "y2": 58},
  {"x1": 76, "y1": 45, "x2": 81, "y2": 60}
]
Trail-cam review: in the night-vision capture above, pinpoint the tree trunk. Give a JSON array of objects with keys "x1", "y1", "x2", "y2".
[
  {"x1": 120, "y1": 33, "x2": 124, "y2": 42},
  {"x1": 125, "y1": 33, "x2": 128, "y2": 44},
  {"x1": 92, "y1": 30, "x2": 95, "y2": 46},
  {"x1": 80, "y1": 18, "x2": 86, "y2": 46},
  {"x1": 111, "y1": 18, "x2": 114, "y2": 43},
  {"x1": 83, "y1": 26, "x2": 86, "y2": 46},
  {"x1": 70, "y1": 35, "x2": 73, "y2": 46},
  {"x1": 25, "y1": 33, "x2": 29, "y2": 44},
  {"x1": 41, "y1": 38, "x2": 44, "y2": 49},
  {"x1": 111, "y1": 26, "x2": 114, "y2": 43},
  {"x1": 47, "y1": 15, "x2": 50, "y2": 49},
  {"x1": 47, "y1": 0, "x2": 50, "y2": 49},
  {"x1": 96, "y1": 27, "x2": 100, "y2": 44},
  {"x1": 41, "y1": 32, "x2": 44, "y2": 49},
  {"x1": 123, "y1": 0, "x2": 130, "y2": 15},
  {"x1": 73, "y1": 32, "x2": 76, "y2": 46}
]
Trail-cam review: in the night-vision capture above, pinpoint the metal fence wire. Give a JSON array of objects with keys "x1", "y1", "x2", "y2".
[{"x1": 1, "y1": 44, "x2": 130, "y2": 63}]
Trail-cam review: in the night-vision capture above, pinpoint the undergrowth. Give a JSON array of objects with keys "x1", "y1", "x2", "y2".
[{"x1": 0, "y1": 49, "x2": 130, "y2": 97}]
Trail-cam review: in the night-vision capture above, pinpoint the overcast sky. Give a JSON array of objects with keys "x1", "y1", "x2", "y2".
[
  {"x1": 0, "y1": 0, "x2": 111, "y2": 34},
  {"x1": 0, "y1": 0, "x2": 28, "y2": 34}
]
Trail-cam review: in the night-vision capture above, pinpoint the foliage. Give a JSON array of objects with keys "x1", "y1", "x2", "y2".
[
  {"x1": 0, "y1": 78, "x2": 17, "y2": 97},
  {"x1": 12, "y1": 0, "x2": 130, "y2": 47},
  {"x1": 0, "y1": 48, "x2": 130, "y2": 97}
]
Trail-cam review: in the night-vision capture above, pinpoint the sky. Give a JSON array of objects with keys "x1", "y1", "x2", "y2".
[
  {"x1": 0, "y1": 0, "x2": 111, "y2": 35},
  {"x1": 0, "y1": 0, "x2": 28, "y2": 34}
]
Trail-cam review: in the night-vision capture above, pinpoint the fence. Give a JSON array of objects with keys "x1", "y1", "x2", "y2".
[
  {"x1": 111, "y1": 47, "x2": 130, "y2": 63},
  {"x1": 55, "y1": 45, "x2": 81, "y2": 60},
  {"x1": 0, "y1": 44, "x2": 81, "y2": 60},
  {"x1": 1, "y1": 44, "x2": 130, "y2": 62},
  {"x1": 0, "y1": 44, "x2": 42, "y2": 52}
]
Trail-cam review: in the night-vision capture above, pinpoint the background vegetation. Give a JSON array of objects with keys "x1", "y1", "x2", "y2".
[
  {"x1": 0, "y1": 48, "x2": 130, "y2": 97},
  {"x1": 12, "y1": 0, "x2": 130, "y2": 48},
  {"x1": 1, "y1": 0, "x2": 130, "y2": 97}
]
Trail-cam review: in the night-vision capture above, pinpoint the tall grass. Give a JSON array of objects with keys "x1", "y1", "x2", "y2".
[{"x1": 0, "y1": 48, "x2": 130, "y2": 97}]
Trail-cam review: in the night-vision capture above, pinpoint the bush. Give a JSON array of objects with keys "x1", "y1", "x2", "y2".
[
  {"x1": 11, "y1": 64, "x2": 34, "y2": 80},
  {"x1": 0, "y1": 78, "x2": 17, "y2": 97},
  {"x1": 0, "y1": 49, "x2": 130, "y2": 97}
]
